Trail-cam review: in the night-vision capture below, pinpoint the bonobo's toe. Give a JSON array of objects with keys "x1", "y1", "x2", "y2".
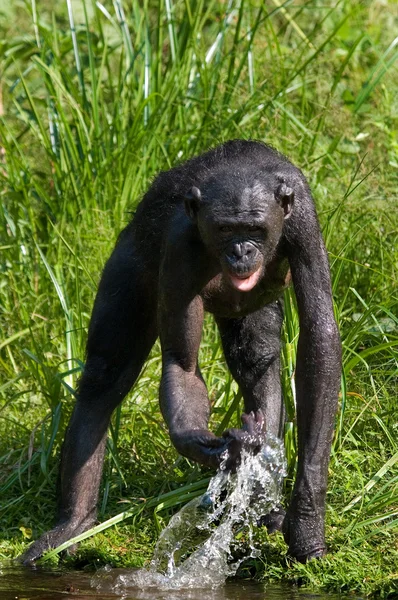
[{"x1": 257, "y1": 507, "x2": 286, "y2": 533}]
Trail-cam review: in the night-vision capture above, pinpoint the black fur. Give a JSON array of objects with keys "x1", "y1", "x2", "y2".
[{"x1": 21, "y1": 140, "x2": 341, "y2": 564}]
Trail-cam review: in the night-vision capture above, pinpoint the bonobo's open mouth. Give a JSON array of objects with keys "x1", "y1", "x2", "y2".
[{"x1": 228, "y1": 267, "x2": 262, "y2": 292}]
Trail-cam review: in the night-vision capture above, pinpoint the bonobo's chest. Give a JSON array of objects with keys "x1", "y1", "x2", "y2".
[{"x1": 200, "y1": 257, "x2": 291, "y2": 318}]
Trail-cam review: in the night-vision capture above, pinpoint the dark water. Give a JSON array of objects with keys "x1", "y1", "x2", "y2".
[{"x1": 0, "y1": 564, "x2": 351, "y2": 600}]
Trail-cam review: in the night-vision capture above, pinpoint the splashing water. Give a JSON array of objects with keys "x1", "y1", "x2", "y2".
[{"x1": 92, "y1": 435, "x2": 286, "y2": 593}]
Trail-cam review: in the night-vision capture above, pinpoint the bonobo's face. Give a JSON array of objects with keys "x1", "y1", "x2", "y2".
[{"x1": 184, "y1": 175, "x2": 294, "y2": 292}]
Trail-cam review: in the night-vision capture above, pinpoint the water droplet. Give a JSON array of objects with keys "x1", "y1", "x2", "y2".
[{"x1": 92, "y1": 435, "x2": 286, "y2": 591}]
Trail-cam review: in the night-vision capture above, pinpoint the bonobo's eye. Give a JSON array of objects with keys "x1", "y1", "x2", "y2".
[
  {"x1": 249, "y1": 226, "x2": 264, "y2": 236},
  {"x1": 219, "y1": 225, "x2": 233, "y2": 234}
]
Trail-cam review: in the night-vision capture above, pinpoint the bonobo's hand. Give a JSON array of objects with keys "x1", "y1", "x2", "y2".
[
  {"x1": 171, "y1": 429, "x2": 228, "y2": 469},
  {"x1": 171, "y1": 410, "x2": 266, "y2": 471},
  {"x1": 221, "y1": 410, "x2": 266, "y2": 471}
]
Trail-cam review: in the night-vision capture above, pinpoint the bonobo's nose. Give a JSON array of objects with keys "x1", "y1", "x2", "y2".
[{"x1": 231, "y1": 242, "x2": 253, "y2": 259}]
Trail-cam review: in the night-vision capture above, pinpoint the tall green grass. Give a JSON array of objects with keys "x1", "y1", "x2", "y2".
[{"x1": 0, "y1": 0, "x2": 397, "y2": 596}]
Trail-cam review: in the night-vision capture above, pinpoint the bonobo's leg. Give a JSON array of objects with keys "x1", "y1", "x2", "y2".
[
  {"x1": 216, "y1": 300, "x2": 286, "y2": 532},
  {"x1": 21, "y1": 230, "x2": 158, "y2": 563}
]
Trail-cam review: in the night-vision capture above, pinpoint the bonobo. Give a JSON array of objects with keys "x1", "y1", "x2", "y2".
[{"x1": 21, "y1": 140, "x2": 341, "y2": 564}]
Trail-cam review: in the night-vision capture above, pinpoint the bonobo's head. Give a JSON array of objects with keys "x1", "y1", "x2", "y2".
[{"x1": 184, "y1": 172, "x2": 294, "y2": 292}]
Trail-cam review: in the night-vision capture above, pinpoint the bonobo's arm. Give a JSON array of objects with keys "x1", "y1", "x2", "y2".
[
  {"x1": 158, "y1": 222, "x2": 262, "y2": 469},
  {"x1": 158, "y1": 226, "x2": 226, "y2": 468},
  {"x1": 160, "y1": 292, "x2": 224, "y2": 468},
  {"x1": 284, "y1": 180, "x2": 341, "y2": 561}
]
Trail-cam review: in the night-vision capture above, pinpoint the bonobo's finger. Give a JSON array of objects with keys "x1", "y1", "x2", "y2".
[
  {"x1": 254, "y1": 409, "x2": 265, "y2": 430},
  {"x1": 224, "y1": 415, "x2": 265, "y2": 446},
  {"x1": 241, "y1": 411, "x2": 256, "y2": 433},
  {"x1": 220, "y1": 412, "x2": 267, "y2": 472},
  {"x1": 220, "y1": 430, "x2": 251, "y2": 472},
  {"x1": 171, "y1": 429, "x2": 231, "y2": 468},
  {"x1": 257, "y1": 507, "x2": 286, "y2": 533},
  {"x1": 241, "y1": 410, "x2": 265, "y2": 435},
  {"x1": 221, "y1": 427, "x2": 248, "y2": 441}
]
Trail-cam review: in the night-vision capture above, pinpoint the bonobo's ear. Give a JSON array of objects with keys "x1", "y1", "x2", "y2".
[
  {"x1": 275, "y1": 182, "x2": 294, "y2": 219},
  {"x1": 184, "y1": 186, "x2": 202, "y2": 221}
]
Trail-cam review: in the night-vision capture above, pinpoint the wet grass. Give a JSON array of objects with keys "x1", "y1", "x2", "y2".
[{"x1": 0, "y1": 0, "x2": 397, "y2": 597}]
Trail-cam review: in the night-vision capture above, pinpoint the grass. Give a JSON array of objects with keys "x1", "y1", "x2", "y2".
[{"x1": 0, "y1": 0, "x2": 397, "y2": 597}]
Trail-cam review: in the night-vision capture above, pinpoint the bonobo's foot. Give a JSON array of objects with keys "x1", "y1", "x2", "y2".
[
  {"x1": 257, "y1": 506, "x2": 286, "y2": 534},
  {"x1": 282, "y1": 512, "x2": 327, "y2": 563},
  {"x1": 20, "y1": 517, "x2": 95, "y2": 565}
]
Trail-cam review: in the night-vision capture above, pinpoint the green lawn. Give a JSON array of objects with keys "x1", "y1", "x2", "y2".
[{"x1": 0, "y1": 0, "x2": 397, "y2": 597}]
